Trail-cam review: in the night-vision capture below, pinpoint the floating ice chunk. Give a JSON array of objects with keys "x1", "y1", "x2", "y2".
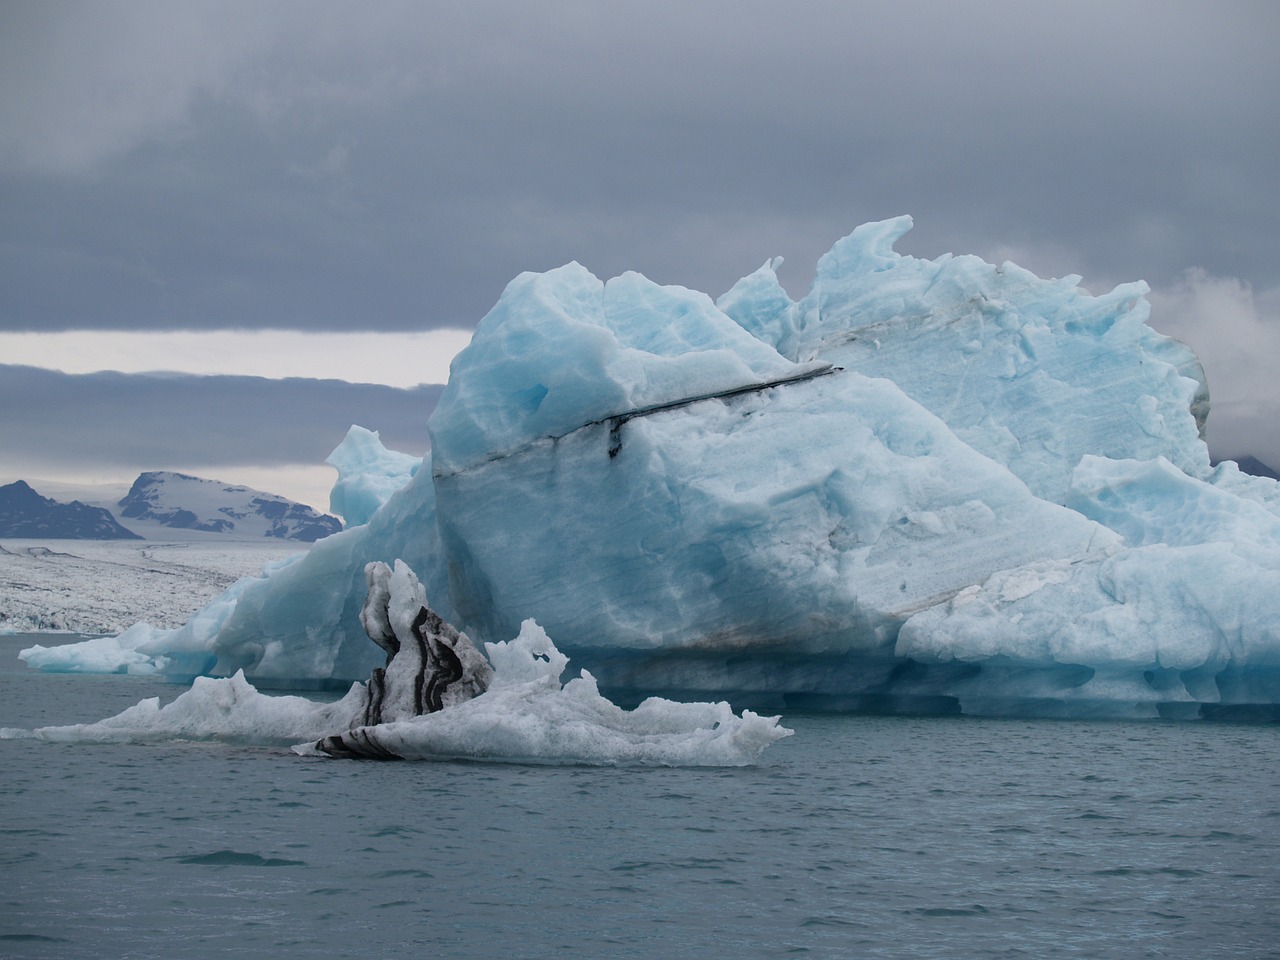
[
  {"x1": 31, "y1": 672, "x2": 370, "y2": 745},
  {"x1": 17, "y1": 622, "x2": 172, "y2": 675},
  {"x1": 26, "y1": 582, "x2": 790, "y2": 766},
  {"x1": 22, "y1": 218, "x2": 1280, "y2": 720},
  {"x1": 355, "y1": 559, "x2": 492, "y2": 723},
  {"x1": 298, "y1": 619, "x2": 792, "y2": 766}
]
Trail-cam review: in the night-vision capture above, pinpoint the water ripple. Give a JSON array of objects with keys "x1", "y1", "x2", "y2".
[{"x1": 172, "y1": 850, "x2": 307, "y2": 867}]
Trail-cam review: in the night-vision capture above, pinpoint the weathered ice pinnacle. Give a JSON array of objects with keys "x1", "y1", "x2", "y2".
[{"x1": 313, "y1": 560, "x2": 492, "y2": 758}]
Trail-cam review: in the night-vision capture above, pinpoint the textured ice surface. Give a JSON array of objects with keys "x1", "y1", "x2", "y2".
[
  {"x1": 434, "y1": 368, "x2": 1114, "y2": 661},
  {"x1": 896, "y1": 456, "x2": 1280, "y2": 716},
  {"x1": 719, "y1": 216, "x2": 1210, "y2": 504},
  {"x1": 23, "y1": 218, "x2": 1280, "y2": 718},
  {"x1": 297, "y1": 620, "x2": 792, "y2": 765},
  {"x1": 22, "y1": 672, "x2": 369, "y2": 745},
  {"x1": 429, "y1": 263, "x2": 819, "y2": 475},
  {"x1": 326, "y1": 425, "x2": 421, "y2": 526}
]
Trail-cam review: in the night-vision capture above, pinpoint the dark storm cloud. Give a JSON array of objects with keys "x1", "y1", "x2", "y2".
[
  {"x1": 2, "y1": 1, "x2": 1278, "y2": 333},
  {"x1": 0, "y1": 365, "x2": 438, "y2": 473}
]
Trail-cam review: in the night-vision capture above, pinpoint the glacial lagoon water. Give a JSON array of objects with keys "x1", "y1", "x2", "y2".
[{"x1": 2, "y1": 634, "x2": 1278, "y2": 959}]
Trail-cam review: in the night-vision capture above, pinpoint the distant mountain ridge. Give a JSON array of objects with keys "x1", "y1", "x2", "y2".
[
  {"x1": 118, "y1": 471, "x2": 342, "y2": 542},
  {"x1": 0, "y1": 480, "x2": 142, "y2": 539},
  {"x1": 1, "y1": 473, "x2": 342, "y2": 542}
]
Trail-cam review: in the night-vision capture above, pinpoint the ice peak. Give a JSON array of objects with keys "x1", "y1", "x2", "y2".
[{"x1": 429, "y1": 259, "x2": 801, "y2": 475}]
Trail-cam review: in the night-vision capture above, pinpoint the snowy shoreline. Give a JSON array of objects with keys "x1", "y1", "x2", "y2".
[{"x1": 0, "y1": 538, "x2": 307, "y2": 636}]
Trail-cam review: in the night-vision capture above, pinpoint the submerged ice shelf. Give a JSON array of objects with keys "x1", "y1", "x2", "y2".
[{"x1": 21, "y1": 217, "x2": 1280, "y2": 720}]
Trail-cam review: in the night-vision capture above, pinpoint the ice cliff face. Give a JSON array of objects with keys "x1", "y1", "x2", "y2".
[{"x1": 26, "y1": 218, "x2": 1280, "y2": 719}]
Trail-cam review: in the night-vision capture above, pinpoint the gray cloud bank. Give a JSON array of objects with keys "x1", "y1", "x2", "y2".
[
  {"x1": 1, "y1": 1, "x2": 1276, "y2": 484},
  {"x1": 2, "y1": 1, "x2": 1278, "y2": 334},
  {"x1": 1150, "y1": 273, "x2": 1280, "y2": 471},
  {"x1": 0, "y1": 365, "x2": 438, "y2": 476}
]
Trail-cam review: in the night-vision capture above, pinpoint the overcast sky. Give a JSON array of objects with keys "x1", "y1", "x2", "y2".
[{"x1": 2, "y1": 1, "x2": 1278, "y2": 510}]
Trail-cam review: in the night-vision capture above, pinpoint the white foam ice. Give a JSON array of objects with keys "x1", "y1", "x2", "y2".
[
  {"x1": 299, "y1": 620, "x2": 792, "y2": 765},
  {"x1": 19, "y1": 673, "x2": 368, "y2": 745}
]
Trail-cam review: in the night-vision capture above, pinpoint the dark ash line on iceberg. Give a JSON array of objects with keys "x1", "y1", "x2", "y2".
[
  {"x1": 432, "y1": 363, "x2": 841, "y2": 478},
  {"x1": 311, "y1": 727, "x2": 404, "y2": 761}
]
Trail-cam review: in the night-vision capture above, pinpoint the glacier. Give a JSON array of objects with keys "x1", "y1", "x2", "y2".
[{"x1": 22, "y1": 216, "x2": 1280, "y2": 720}]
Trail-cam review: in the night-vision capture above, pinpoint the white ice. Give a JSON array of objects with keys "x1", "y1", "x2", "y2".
[{"x1": 18, "y1": 618, "x2": 791, "y2": 766}]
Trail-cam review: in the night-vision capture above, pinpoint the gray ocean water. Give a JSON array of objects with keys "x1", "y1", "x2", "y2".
[{"x1": 2, "y1": 633, "x2": 1278, "y2": 959}]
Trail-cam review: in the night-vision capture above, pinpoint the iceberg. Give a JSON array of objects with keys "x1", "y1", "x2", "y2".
[{"x1": 23, "y1": 218, "x2": 1280, "y2": 719}]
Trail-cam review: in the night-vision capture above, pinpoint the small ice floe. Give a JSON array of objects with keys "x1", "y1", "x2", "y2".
[
  {"x1": 297, "y1": 617, "x2": 791, "y2": 766},
  {"x1": 24, "y1": 560, "x2": 791, "y2": 766}
]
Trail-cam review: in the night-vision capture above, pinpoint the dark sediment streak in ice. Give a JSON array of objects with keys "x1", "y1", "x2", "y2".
[{"x1": 312, "y1": 560, "x2": 492, "y2": 758}]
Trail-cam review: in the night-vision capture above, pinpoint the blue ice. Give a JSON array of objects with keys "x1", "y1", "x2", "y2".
[{"x1": 24, "y1": 218, "x2": 1280, "y2": 719}]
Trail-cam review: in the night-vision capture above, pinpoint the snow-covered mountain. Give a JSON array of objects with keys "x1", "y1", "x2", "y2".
[
  {"x1": 0, "y1": 480, "x2": 142, "y2": 540},
  {"x1": 117, "y1": 472, "x2": 342, "y2": 542}
]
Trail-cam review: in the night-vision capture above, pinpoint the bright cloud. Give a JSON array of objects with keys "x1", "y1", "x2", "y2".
[{"x1": 0, "y1": 329, "x2": 472, "y2": 388}]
